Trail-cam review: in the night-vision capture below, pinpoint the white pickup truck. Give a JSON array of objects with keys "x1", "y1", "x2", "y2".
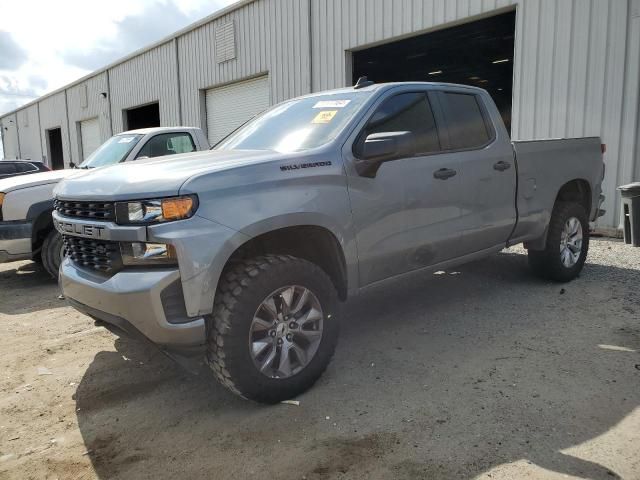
[{"x1": 0, "y1": 127, "x2": 208, "y2": 276}]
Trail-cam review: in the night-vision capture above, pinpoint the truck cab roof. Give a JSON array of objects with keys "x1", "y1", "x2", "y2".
[
  {"x1": 118, "y1": 126, "x2": 202, "y2": 136},
  {"x1": 300, "y1": 81, "x2": 489, "y2": 97}
]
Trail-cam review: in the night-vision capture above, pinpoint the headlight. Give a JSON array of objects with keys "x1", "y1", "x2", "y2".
[
  {"x1": 115, "y1": 195, "x2": 197, "y2": 224},
  {"x1": 120, "y1": 242, "x2": 178, "y2": 266}
]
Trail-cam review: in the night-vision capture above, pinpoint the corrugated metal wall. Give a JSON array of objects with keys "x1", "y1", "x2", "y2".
[
  {"x1": 178, "y1": 0, "x2": 311, "y2": 128},
  {"x1": 16, "y1": 104, "x2": 42, "y2": 162},
  {"x1": 311, "y1": 0, "x2": 639, "y2": 228},
  {"x1": 108, "y1": 41, "x2": 180, "y2": 133},
  {"x1": 623, "y1": 1, "x2": 640, "y2": 187},
  {"x1": 38, "y1": 92, "x2": 72, "y2": 167},
  {"x1": 513, "y1": 0, "x2": 637, "y2": 229},
  {"x1": 310, "y1": 0, "x2": 514, "y2": 91},
  {"x1": 66, "y1": 72, "x2": 112, "y2": 162},
  {"x1": 0, "y1": 113, "x2": 19, "y2": 159},
  {"x1": 1, "y1": 0, "x2": 638, "y2": 229}
]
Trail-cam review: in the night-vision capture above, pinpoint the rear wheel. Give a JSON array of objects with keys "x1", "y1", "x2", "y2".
[
  {"x1": 206, "y1": 255, "x2": 339, "y2": 403},
  {"x1": 528, "y1": 202, "x2": 589, "y2": 282},
  {"x1": 41, "y1": 229, "x2": 64, "y2": 278}
]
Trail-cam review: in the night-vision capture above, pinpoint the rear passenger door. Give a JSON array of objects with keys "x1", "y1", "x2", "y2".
[
  {"x1": 346, "y1": 89, "x2": 463, "y2": 286},
  {"x1": 436, "y1": 90, "x2": 517, "y2": 254}
]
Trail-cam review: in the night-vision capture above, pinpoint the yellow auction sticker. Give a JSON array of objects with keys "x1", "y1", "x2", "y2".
[{"x1": 312, "y1": 110, "x2": 338, "y2": 124}]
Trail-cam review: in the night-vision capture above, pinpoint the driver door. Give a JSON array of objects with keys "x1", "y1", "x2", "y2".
[{"x1": 344, "y1": 89, "x2": 463, "y2": 287}]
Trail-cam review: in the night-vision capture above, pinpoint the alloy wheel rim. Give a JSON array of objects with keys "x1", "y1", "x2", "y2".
[
  {"x1": 559, "y1": 216, "x2": 583, "y2": 268},
  {"x1": 249, "y1": 285, "x2": 324, "y2": 379}
]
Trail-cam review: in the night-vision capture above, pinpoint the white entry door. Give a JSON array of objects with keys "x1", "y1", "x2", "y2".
[{"x1": 80, "y1": 117, "x2": 101, "y2": 160}]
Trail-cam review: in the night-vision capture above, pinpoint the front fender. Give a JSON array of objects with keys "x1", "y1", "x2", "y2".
[
  {"x1": 235, "y1": 212, "x2": 359, "y2": 296},
  {"x1": 147, "y1": 215, "x2": 250, "y2": 317}
]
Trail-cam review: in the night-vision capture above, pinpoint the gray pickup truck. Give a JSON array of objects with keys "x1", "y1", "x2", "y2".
[{"x1": 53, "y1": 82, "x2": 605, "y2": 403}]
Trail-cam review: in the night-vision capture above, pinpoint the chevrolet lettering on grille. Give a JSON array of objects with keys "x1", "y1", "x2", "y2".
[{"x1": 54, "y1": 219, "x2": 106, "y2": 239}]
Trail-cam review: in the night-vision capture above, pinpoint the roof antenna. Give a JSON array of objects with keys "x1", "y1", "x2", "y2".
[{"x1": 354, "y1": 76, "x2": 374, "y2": 89}]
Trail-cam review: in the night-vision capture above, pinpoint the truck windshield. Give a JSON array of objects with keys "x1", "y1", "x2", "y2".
[
  {"x1": 78, "y1": 134, "x2": 144, "y2": 169},
  {"x1": 216, "y1": 92, "x2": 370, "y2": 153}
]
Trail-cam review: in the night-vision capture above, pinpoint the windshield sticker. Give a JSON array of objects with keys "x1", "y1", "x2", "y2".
[
  {"x1": 312, "y1": 110, "x2": 338, "y2": 124},
  {"x1": 313, "y1": 100, "x2": 351, "y2": 108},
  {"x1": 118, "y1": 137, "x2": 135, "y2": 143}
]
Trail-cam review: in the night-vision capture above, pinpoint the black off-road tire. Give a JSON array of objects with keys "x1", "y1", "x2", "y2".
[
  {"x1": 206, "y1": 255, "x2": 339, "y2": 403},
  {"x1": 528, "y1": 202, "x2": 589, "y2": 282},
  {"x1": 41, "y1": 229, "x2": 64, "y2": 278}
]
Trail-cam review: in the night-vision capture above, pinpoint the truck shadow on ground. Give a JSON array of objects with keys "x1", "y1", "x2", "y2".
[
  {"x1": 0, "y1": 260, "x2": 62, "y2": 315},
  {"x1": 73, "y1": 247, "x2": 639, "y2": 479}
]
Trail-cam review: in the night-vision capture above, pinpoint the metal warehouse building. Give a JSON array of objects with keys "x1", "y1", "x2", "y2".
[{"x1": 1, "y1": 0, "x2": 639, "y2": 230}]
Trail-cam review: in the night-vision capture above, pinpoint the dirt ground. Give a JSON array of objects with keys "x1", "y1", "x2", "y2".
[{"x1": 0, "y1": 238, "x2": 639, "y2": 480}]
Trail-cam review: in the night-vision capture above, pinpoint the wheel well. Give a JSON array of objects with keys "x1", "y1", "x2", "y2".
[
  {"x1": 226, "y1": 226, "x2": 348, "y2": 300},
  {"x1": 31, "y1": 209, "x2": 54, "y2": 252},
  {"x1": 555, "y1": 179, "x2": 591, "y2": 217}
]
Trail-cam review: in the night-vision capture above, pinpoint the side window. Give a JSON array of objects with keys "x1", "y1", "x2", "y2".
[
  {"x1": 0, "y1": 163, "x2": 17, "y2": 175},
  {"x1": 136, "y1": 133, "x2": 196, "y2": 159},
  {"x1": 361, "y1": 92, "x2": 440, "y2": 155},
  {"x1": 169, "y1": 134, "x2": 197, "y2": 154},
  {"x1": 442, "y1": 93, "x2": 491, "y2": 150},
  {"x1": 16, "y1": 163, "x2": 37, "y2": 173}
]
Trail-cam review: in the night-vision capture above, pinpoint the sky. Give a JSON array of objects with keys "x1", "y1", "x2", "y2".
[{"x1": 0, "y1": 0, "x2": 235, "y2": 158}]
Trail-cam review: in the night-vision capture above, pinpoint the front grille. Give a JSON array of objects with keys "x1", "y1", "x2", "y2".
[
  {"x1": 54, "y1": 199, "x2": 116, "y2": 221},
  {"x1": 63, "y1": 236, "x2": 122, "y2": 273}
]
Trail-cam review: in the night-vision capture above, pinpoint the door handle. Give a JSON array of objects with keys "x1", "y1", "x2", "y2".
[
  {"x1": 433, "y1": 168, "x2": 457, "y2": 180},
  {"x1": 493, "y1": 161, "x2": 511, "y2": 171}
]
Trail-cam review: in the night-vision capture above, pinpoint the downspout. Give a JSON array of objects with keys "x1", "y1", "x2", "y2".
[
  {"x1": 64, "y1": 90, "x2": 73, "y2": 167},
  {"x1": 308, "y1": 0, "x2": 313, "y2": 93},
  {"x1": 106, "y1": 69, "x2": 114, "y2": 136},
  {"x1": 37, "y1": 102, "x2": 44, "y2": 162},
  {"x1": 15, "y1": 115, "x2": 22, "y2": 159},
  {"x1": 175, "y1": 38, "x2": 183, "y2": 125}
]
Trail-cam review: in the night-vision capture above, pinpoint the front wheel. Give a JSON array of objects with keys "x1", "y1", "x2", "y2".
[
  {"x1": 206, "y1": 255, "x2": 339, "y2": 403},
  {"x1": 528, "y1": 202, "x2": 589, "y2": 282},
  {"x1": 41, "y1": 229, "x2": 64, "y2": 279}
]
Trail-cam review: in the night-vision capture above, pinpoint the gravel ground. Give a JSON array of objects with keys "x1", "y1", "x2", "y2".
[{"x1": 0, "y1": 238, "x2": 639, "y2": 480}]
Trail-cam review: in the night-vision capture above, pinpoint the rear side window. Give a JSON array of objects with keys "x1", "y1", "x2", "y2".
[
  {"x1": 0, "y1": 163, "x2": 17, "y2": 175},
  {"x1": 442, "y1": 93, "x2": 491, "y2": 150},
  {"x1": 364, "y1": 92, "x2": 440, "y2": 155},
  {"x1": 15, "y1": 163, "x2": 37, "y2": 173},
  {"x1": 136, "y1": 133, "x2": 196, "y2": 159}
]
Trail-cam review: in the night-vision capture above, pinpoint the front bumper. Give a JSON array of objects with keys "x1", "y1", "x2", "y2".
[
  {"x1": 0, "y1": 220, "x2": 32, "y2": 263},
  {"x1": 60, "y1": 257, "x2": 206, "y2": 351}
]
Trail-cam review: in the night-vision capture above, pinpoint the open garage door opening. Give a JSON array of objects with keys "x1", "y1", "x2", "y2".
[
  {"x1": 125, "y1": 102, "x2": 160, "y2": 131},
  {"x1": 46, "y1": 128, "x2": 64, "y2": 170},
  {"x1": 352, "y1": 11, "x2": 516, "y2": 133}
]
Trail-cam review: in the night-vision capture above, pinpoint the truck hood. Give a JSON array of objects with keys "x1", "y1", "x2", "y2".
[
  {"x1": 53, "y1": 149, "x2": 280, "y2": 200},
  {"x1": 0, "y1": 169, "x2": 82, "y2": 194}
]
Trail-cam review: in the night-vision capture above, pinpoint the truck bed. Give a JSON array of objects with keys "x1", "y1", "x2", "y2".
[{"x1": 510, "y1": 137, "x2": 604, "y2": 245}]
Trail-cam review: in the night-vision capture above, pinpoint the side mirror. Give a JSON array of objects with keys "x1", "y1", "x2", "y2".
[
  {"x1": 69, "y1": 161, "x2": 76, "y2": 169},
  {"x1": 355, "y1": 131, "x2": 414, "y2": 178}
]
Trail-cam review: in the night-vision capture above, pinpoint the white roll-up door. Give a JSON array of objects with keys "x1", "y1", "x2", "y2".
[
  {"x1": 205, "y1": 75, "x2": 270, "y2": 145},
  {"x1": 80, "y1": 117, "x2": 101, "y2": 160}
]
